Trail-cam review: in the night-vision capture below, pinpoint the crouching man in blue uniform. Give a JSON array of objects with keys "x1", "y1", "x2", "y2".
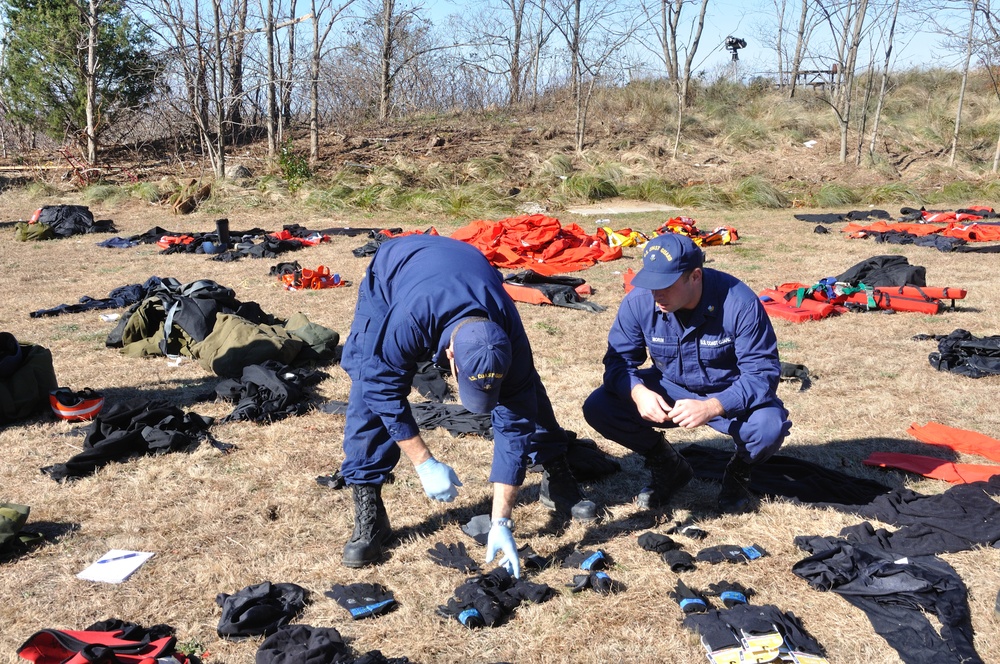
[
  {"x1": 582, "y1": 233, "x2": 791, "y2": 513},
  {"x1": 338, "y1": 234, "x2": 597, "y2": 573}
]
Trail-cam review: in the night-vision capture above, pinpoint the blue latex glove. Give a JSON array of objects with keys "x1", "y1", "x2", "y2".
[
  {"x1": 415, "y1": 457, "x2": 462, "y2": 502},
  {"x1": 485, "y1": 521, "x2": 521, "y2": 579}
]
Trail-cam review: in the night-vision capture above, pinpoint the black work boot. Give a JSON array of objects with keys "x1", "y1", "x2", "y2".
[
  {"x1": 342, "y1": 484, "x2": 392, "y2": 568},
  {"x1": 636, "y1": 436, "x2": 694, "y2": 510},
  {"x1": 718, "y1": 456, "x2": 755, "y2": 513},
  {"x1": 539, "y1": 454, "x2": 598, "y2": 521}
]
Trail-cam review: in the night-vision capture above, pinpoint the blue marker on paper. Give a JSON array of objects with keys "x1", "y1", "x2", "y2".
[{"x1": 97, "y1": 552, "x2": 139, "y2": 564}]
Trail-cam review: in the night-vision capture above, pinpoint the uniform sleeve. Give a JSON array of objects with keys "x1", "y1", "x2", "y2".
[
  {"x1": 487, "y1": 335, "x2": 539, "y2": 486},
  {"x1": 603, "y1": 291, "x2": 650, "y2": 398},
  {"x1": 361, "y1": 312, "x2": 427, "y2": 441},
  {"x1": 713, "y1": 297, "x2": 781, "y2": 415}
]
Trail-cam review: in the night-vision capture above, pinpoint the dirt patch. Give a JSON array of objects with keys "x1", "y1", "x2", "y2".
[{"x1": 565, "y1": 201, "x2": 681, "y2": 215}]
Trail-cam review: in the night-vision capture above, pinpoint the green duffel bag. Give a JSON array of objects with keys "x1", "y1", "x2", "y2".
[
  {"x1": 0, "y1": 343, "x2": 58, "y2": 423},
  {"x1": 0, "y1": 503, "x2": 43, "y2": 552},
  {"x1": 14, "y1": 221, "x2": 55, "y2": 242}
]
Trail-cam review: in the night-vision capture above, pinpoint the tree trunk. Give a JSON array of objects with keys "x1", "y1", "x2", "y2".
[
  {"x1": 788, "y1": 0, "x2": 808, "y2": 98},
  {"x1": 950, "y1": 0, "x2": 979, "y2": 166},
  {"x1": 868, "y1": 0, "x2": 900, "y2": 159},
  {"x1": 281, "y1": 0, "x2": 299, "y2": 137},
  {"x1": 85, "y1": 0, "x2": 98, "y2": 164},
  {"x1": 530, "y1": 0, "x2": 546, "y2": 111},
  {"x1": 227, "y1": 0, "x2": 248, "y2": 143},
  {"x1": 310, "y1": 0, "x2": 321, "y2": 163},
  {"x1": 265, "y1": 0, "x2": 277, "y2": 158},
  {"x1": 379, "y1": 0, "x2": 396, "y2": 121},
  {"x1": 212, "y1": 0, "x2": 227, "y2": 178},
  {"x1": 507, "y1": 0, "x2": 525, "y2": 106}
]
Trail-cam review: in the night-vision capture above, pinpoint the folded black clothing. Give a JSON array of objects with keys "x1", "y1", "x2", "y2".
[
  {"x1": 325, "y1": 583, "x2": 397, "y2": 620},
  {"x1": 216, "y1": 581, "x2": 308, "y2": 640},
  {"x1": 438, "y1": 567, "x2": 554, "y2": 628},
  {"x1": 637, "y1": 532, "x2": 679, "y2": 553},
  {"x1": 662, "y1": 549, "x2": 696, "y2": 572},
  {"x1": 217, "y1": 361, "x2": 326, "y2": 424},
  {"x1": 255, "y1": 624, "x2": 411, "y2": 664}
]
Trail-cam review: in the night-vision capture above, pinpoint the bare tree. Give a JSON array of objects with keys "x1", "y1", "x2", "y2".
[
  {"x1": 85, "y1": 0, "x2": 100, "y2": 163},
  {"x1": 950, "y1": 0, "x2": 979, "y2": 165},
  {"x1": 867, "y1": 0, "x2": 901, "y2": 159},
  {"x1": 788, "y1": 0, "x2": 810, "y2": 97},
  {"x1": 309, "y1": 0, "x2": 355, "y2": 162}
]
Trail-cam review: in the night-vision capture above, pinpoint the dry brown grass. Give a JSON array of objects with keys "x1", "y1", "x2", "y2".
[{"x1": 1, "y1": 189, "x2": 999, "y2": 664}]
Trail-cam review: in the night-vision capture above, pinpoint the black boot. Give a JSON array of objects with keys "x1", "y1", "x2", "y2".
[
  {"x1": 718, "y1": 456, "x2": 755, "y2": 513},
  {"x1": 539, "y1": 454, "x2": 598, "y2": 521},
  {"x1": 636, "y1": 436, "x2": 693, "y2": 510},
  {"x1": 342, "y1": 484, "x2": 392, "y2": 568}
]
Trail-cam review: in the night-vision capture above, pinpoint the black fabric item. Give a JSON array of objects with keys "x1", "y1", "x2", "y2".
[
  {"x1": 412, "y1": 361, "x2": 451, "y2": 402},
  {"x1": 30, "y1": 276, "x2": 164, "y2": 318},
  {"x1": 707, "y1": 581, "x2": 753, "y2": 608},
  {"x1": 681, "y1": 610, "x2": 743, "y2": 653},
  {"x1": 216, "y1": 581, "x2": 309, "y2": 641},
  {"x1": 835, "y1": 255, "x2": 926, "y2": 287},
  {"x1": 325, "y1": 583, "x2": 397, "y2": 620},
  {"x1": 427, "y1": 542, "x2": 481, "y2": 572},
  {"x1": 567, "y1": 571, "x2": 619, "y2": 595},
  {"x1": 351, "y1": 230, "x2": 409, "y2": 258},
  {"x1": 793, "y1": 536, "x2": 983, "y2": 664},
  {"x1": 824, "y1": 474, "x2": 1000, "y2": 556},
  {"x1": 256, "y1": 624, "x2": 350, "y2": 664},
  {"x1": 42, "y1": 399, "x2": 223, "y2": 481},
  {"x1": 779, "y1": 361, "x2": 812, "y2": 391},
  {"x1": 562, "y1": 549, "x2": 608, "y2": 571},
  {"x1": 661, "y1": 549, "x2": 696, "y2": 572},
  {"x1": 269, "y1": 262, "x2": 302, "y2": 276},
  {"x1": 503, "y1": 270, "x2": 605, "y2": 313},
  {"x1": 84, "y1": 619, "x2": 176, "y2": 643},
  {"x1": 438, "y1": 567, "x2": 554, "y2": 628},
  {"x1": 680, "y1": 444, "x2": 891, "y2": 505},
  {"x1": 670, "y1": 579, "x2": 711, "y2": 613},
  {"x1": 925, "y1": 329, "x2": 1000, "y2": 378},
  {"x1": 794, "y1": 210, "x2": 890, "y2": 223},
  {"x1": 637, "y1": 532, "x2": 679, "y2": 553},
  {"x1": 0, "y1": 332, "x2": 22, "y2": 377},
  {"x1": 667, "y1": 521, "x2": 709, "y2": 540},
  {"x1": 813, "y1": 224, "x2": 830, "y2": 234},
  {"x1": 217, "y1": 362, "x2": 326, "y2": 424},
  {"x1": 461, "y1": 514, "x2": 492, "y2": 546},
  {"x1": 518, "y1": 544, "x2": 553, "y2": 570},
  {"x1": 411, "y1": 401, "x2": 493, "y2": 437},
  {"x1": 869, "y1": 231, "x2": 970, "y2": 252},
  {"x1": 37, "y1": 205, "x2": 116, "y2": 237},
  {"x1": 696, "y1": 543, "x2": 767, "y2": 565}
]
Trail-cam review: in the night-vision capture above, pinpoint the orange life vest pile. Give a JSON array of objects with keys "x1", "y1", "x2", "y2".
[
  {"x1": 758, "y1": 281, "x2": 968, "y2": 323},
  {"x1": 843, "y1": 206, "x2": 1000, "y2": 242},
  {"x1": 655, "y1": 216, "x2": 739, "y2": 247},
  {"x1": 451, "y1": 214, "x2": 621, "y2": 275}
]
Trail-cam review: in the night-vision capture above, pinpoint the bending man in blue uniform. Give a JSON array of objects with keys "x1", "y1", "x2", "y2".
[
  {"x1": 339, "y1": 234, "x2": 597, "y2": 574},
  {"x1": 582, "y1": 233, "x2": 791, "y2": 513}
]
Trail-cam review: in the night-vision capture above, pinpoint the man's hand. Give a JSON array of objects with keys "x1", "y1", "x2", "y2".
[
  {"x1": 667, "y1": 398, "x2": 724, "y2": 429},
  {"x1": 486, "y1": 520, "x2": 521, "y2": 578},
  {"x1": 415, "y1": 457, "x2": 462, "y2": 501},
  {"x1": 631, "y1": 384, "x2": 672, "y2": 423}
]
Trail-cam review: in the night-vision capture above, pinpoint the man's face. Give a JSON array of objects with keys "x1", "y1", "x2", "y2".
[{"x1": 651, "y1": 268, "x2": 702, "y2": 313}]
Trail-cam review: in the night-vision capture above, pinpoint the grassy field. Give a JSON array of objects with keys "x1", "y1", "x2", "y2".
[{"x1": 1, "y1": 189, "x2": 998, "y2": 663}]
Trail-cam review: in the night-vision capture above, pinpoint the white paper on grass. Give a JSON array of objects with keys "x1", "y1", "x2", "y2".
[{"x1": 77, "y1": 549, "x2": 155, "y2": 583}]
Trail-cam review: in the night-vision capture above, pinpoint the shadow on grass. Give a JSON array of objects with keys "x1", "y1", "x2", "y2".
[
  {"x1": 97, "y1": 377, "x2": 219, "y2": 409},
  {"x1": 0, "y1": 521, "x2": 80, "y2": 565}
]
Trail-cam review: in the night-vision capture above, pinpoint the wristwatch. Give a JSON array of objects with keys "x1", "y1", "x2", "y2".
[{"x1": 492, "y1": 517, "x2": 515, "y2": 531}]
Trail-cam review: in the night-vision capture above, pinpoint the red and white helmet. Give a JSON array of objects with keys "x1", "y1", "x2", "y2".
[{"x1": 49, "y1": 388, "x2": 105, "y2": 421}]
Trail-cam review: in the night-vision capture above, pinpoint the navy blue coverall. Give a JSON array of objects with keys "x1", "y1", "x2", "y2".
[
  {"x1": 583, "y1": 268, "x2": 791, "y2": 463},
  {"x1": 339, "y1": 234, "x2": 565, "y2": 487}
]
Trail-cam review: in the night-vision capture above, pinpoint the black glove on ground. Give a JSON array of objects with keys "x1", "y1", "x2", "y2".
[
  {"x1": 324, "y1": 583, "x2": 397, "y2": 620},
  {"x1": 669, "y1": 579, "x2": 710, "y2": 614},
  {"x1": 667, "y1": 521, "x2": 709, "y2": 540},
  {"x1": 637, "y1": 532, "x2": 679, "y2": 553},
  {"x1": 562, "y1": 549, "x2": 608, "y2": 571},
  {"x1": 567, "y1": 571, "x2": 618, "y2": 595},
  {"x1": 427, "y1": 542, "x2": 481, "y2": 572},
  {"x1": 707, "y1": 580, "x2": 754, "y2": 608},
  {"x1": 696, "y1": 543, "x2": 768, "y2": 564},
  {"x1": 518, "y1": 544, "x2": 553, "y2": 571},
  {"x1": 461, "y1": 514, "x2": 492, "y2": 546},
  {"x1": 661, "y1": 549, "x2": 696, "y2": 572}
]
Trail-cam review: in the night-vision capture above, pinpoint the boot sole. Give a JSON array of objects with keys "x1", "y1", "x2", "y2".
[{"x1": 539, "y1": 495, "x2": 599, "y2": 521}]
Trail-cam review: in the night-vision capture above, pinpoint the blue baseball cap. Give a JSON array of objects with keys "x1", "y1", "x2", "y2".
[
  {"x1": 630, "y1": 233, "x2": 704, "y2": 290},
  {"x1": 452, "y1": 319, "x2": 512, "y2": 414}
]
